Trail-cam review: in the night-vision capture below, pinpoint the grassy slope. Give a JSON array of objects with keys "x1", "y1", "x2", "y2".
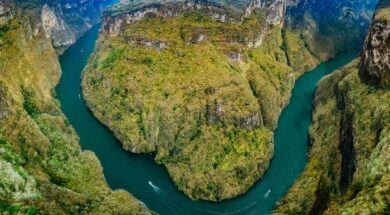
[
  {"x1": 377, "y1": 0, "x2": 390, "y2": 21},
  {"x1": 0, "y1": 8, "x2": 151, "y2": 215},
  {"x1": 274, "y1": 60, "x2": 390, "y2": 214},
  {"x1": 82, "y1": 8, "x2": 321, "y2": 201}
]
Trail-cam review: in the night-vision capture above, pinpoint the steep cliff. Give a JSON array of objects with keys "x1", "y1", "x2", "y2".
[
  {"x1": 83, "y1": 0, "x2": 295, "y2": 201},
  {"x1": 275, "y1": 1, "x2": 390, "y2": 214},
  {"x1": 104, "y1": 0, "x2": 285, "y2": 38},
  {"x1": 359, "y1": 0, "x2": 390, "y2": 89},
  {"x1": 82, "y1": 0, "x2": 380, "y2": 203},
  {"x1": 0, "y1": 0, "x2": 14, "y2": 24},
  {"x1": 13, "y1": 0, "x2": 115, "y2": 53},
  {"x1": 0, "y1": 1, "x2": 151, "y2": 214}
]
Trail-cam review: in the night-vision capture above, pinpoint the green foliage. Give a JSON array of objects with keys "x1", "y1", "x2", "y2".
[
  {"x1": 21, "y1": 87, "x2": 41, "y2": 118},
  {"x1": 25, "y1": 207, "x2": 38, "y2": 215},
  {"x1": 376, "y1": 0, "x2": 390, "y2": 21},
  {"x1": 0, "y1": 202, "x2": 20, "y2": 214},
  {"x1": 83, "y1": 11, "x2": 295, "y2": 201},
  {"x1": 0, "y1": 7, "x2": 152, "y2": 215},
  {"x1": 0, "y1": 25, "x2": 10, "y2": 37},
  {"x1": 275, "y1": 61, "x2": 390, "y2": 214},
  {"x1": 100, "y1": 48, "x2": 125, "y2": 69},
  {"x1": 0, "y1": 25, "x2": 13, "y2": 47}
]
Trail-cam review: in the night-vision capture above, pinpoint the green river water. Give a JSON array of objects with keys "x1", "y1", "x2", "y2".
[{"x1": 56, "y1": 24, "x2": 356, "y2": 215}]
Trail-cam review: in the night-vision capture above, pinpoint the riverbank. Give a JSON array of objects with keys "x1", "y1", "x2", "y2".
[{"x1": 57, "y1": 23, "x2": 356, "y2": 214}]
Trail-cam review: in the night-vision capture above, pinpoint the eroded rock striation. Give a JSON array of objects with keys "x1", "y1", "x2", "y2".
[
  {"x1": 360, "y1": 0, "x2": 390, "y2": 89},
  {"x1": 104, "y1": 0, "x2": 286, "y2": 39}
]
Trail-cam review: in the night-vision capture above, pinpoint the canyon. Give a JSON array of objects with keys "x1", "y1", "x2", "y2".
[{"x1": 1, "y1": 0, "x2": 388, "y2": 214}]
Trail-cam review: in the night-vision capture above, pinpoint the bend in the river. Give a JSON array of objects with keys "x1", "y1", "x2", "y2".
[{"x1": 56, "y1": 24, "x2": 356, "y2": 215}]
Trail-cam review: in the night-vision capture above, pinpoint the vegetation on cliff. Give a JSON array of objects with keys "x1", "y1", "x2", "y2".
[
  {"x1": 81, "y1": 0, "x2": 325, "y2": 200},
  {"x1": 275, "y1": 2, "x2": 390, "y2": 213},
  {"x1": 377, "y1": 0, "x2": 390, "y2": 21},
  {"x1": 0, "y1": 4, "x2": 151, "y2": 215},
  {"x1": 274, "y1": 59, "x2": 390, "y2": 214}
]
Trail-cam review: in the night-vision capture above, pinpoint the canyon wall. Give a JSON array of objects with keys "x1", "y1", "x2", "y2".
[
  {"x1": 103, "y1": 0, "x2": 286, "y2": 37},
  {"x1": 0, "y1": 0, "x2": 151, "y2": 214},
  {"x1": 359, "y1": 0, "x2": 390, "y2": 89},
  {"x1": 275, "y1": 1, "x2": 390, "y2": 214},
  {"x1": 7, "y1": 0, "x2": 115, "y2": 52}
]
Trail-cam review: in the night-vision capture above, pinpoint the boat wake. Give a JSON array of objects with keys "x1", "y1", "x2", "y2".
[
  {"x1": 263, "y1": 189, "x2": 271, "y2": 199},
  {"x1": 148, "y1": 181, "x2": 160, "y2": 193},
  {"x1": 148, "y1": 181, "x2": 267, "y2": 215}
]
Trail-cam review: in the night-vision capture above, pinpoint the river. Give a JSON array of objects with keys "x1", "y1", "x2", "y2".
[{"x1": 56, "y1": 24, "x2": 356, "y2": 215}]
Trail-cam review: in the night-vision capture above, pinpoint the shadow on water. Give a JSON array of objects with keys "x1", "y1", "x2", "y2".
[{"x1": 56, "y1": 24, "x2": 357, "y2": 215}]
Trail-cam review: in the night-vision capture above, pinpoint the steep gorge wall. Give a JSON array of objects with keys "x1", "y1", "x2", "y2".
[
  {"x1": 359, "y1": 0, "x2": 390, "y2": 89},
  {"x1": 0, "y1": 1, "x2": 151, "y2": 214},
  {"x1": 275, "y1": 1, "x2": 390, "y2": 214},
  {"x1": 103, "y1": 0, "x2": 286, "y2": 38},
  {"x1": 2, "y1": 0, "x2": 115, "y2": 52}
]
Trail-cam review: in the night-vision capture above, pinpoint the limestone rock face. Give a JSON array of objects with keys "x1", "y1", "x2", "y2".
[
  {"x1": 104, "y1": 1, "x2": 238, "y2": 36},
  {"x1": 103, "y1": 0, "x2": 286, "y2": 50},
  {"x1": 244, "y1": 0, "x2": 285, "y2": 25},
  {"x1": 39, "y1": 0, "x2": 114, "y2": 51},
  {"x1": 0, "y1": 0, "x2": 14, "y2": 24},
  {"x1": 359, "y1": 1, "x2": 390, "y2": 88},
  {"x1": 2, "y1": 0, "x2": 114, "y2": 51}
]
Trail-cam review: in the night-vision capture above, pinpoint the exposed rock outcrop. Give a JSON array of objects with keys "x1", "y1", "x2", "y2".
[
  {"x1": 40, "y1": 0, "x2": 114, "y2": 52},
  {"x1": 104, "y1": 1, "x2": 238, "y2": 36},
  {"x1": 244, "y1": 0, "x2": 285, "y2": 25},
  {"x1": 0, "y1": 0, "x2": 14, "y2": 24},
  {"x1": 1, "y1": 0, "x2": 114, "y2": 52},
  {"x1": 359, "y1": 1, "x2": 390, "y2": 89},
  {"x1": 274, "y1": 2, "x2": 390, "y2": 214},
  {"x1": 103, "y1": 0, "x2": 286, "y2": 40},
  {"x1": 336, "y1": 85, "x2": 356, "y2": 192}
]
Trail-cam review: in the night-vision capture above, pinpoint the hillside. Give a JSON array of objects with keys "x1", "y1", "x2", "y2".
[
  {"x1": 275, "y1": 1, "x2": 390, "y2": 213},
  {"x1": 1, "y1": 0, "x2": 385, "y2": 213},
  {"x1": 0, "y1": 1, "x2": 151, "y2": 214},
  {"x1": 81, "y1": 0, "x2": 342, "y2": 202}
]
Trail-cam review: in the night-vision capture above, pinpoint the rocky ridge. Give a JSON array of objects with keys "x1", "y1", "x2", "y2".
[
  {"x1": 359, "y1": 0, "x2": 390, "y2": 89},
  {"x1": 103, "y1": 0, "x2": 286, "y2": 48}
]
